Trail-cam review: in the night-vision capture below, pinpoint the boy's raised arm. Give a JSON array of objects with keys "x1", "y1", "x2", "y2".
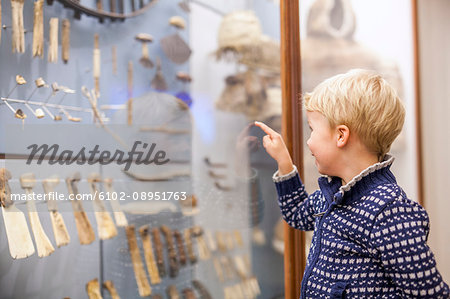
[{"x1": 254, "y1": 121, "x2": 294, "y2": 175}]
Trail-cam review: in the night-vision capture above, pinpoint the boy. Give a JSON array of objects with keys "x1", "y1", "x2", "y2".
[{"x1": 255, "y1": 69, "x2": 449, "y2": 298}]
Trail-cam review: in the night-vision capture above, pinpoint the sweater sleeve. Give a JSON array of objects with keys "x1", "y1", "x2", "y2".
[
  {"x1": 273, "y1": 166, "x2": 317, "y2": 231},
  {"x1": 369, "y1": 195, "x2": 450, "y2": 298}
]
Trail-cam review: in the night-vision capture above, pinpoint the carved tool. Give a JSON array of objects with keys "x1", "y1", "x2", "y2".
[
  {"x1": 250, "y1": 276, "x2": 261, "y2": 296},
  {"x1": 204, "y1": 230, "x2": 217, "y2": 252},
  {"x1": 127, "y1": 60, "x2": 133, "y2": 125},
  {"x1": 208, "y1": 170, "x2": 226, "y2": 179},
  {"x1": 139, "y1": 225, "x2": 161, "y2": 285},
  {"x1": 160, "y1": 225, "x2": 179, "y2": 277},
  {"x1": 48, "y1": 18, "x2": 58, "y2": 62},
  {"x1": 62, "y1": 19, "x2": 70, "y2": 63},
  {"x1": 184, "y1": 228, "x2": 196, "y2": 264},
  {"x1": 166, "y1": 285, "x2": 180, "y2": 299},
  {"x1": 213, "y1": 257, "x2": 225, "y2": 282},
  {"x1": 86, "y1": 278, "x2": 103, "y2": 299},
  {"x1": 122, "y1": 169, "x2": 190, "y2": 181},
  {"x1": 103, "y1": 280, "x2": 120, "y2": 299},
  {"x1": 204, "y1": 157, "x2": 226, "y2": 168},
  {"x1": 103, "y1": 178, "x2": 127, "y2": 227},
  {"x1": 151, "y1": 58, "x2": 167, "y2": 91},
  {"x1": 32, "y1": 0, "x2": 44, "y2": 58},
  {"x1": 118, "y1": 0, "x2": 124, "y2": 14},
  {"x1": 93, "y1": 34, "x2": 101, "y2": 95},
  {"x1": 109, "y1": 0, "x2": 116, "y2": 13},
  {"x1": 191, "y1": 227, "x2": 210, "y2": 260},
  {"x1": 125, "y1": 225, "x2": 152, "y2": 297},
  {"x1": 20, "y1": 173, "x2": 55, "y2": 257},
  {"x1": 173, "y1": 230, "x2": 187, "y2": 266},
  {"x1": 221, "y1": 256, "x2": 234, "y2": 280},
  {"x1": 225, "y1": 231, "x2": 235, "y2": 250},
  {"x1": 135, "y1": 33, "x2": 154, "y2": 68},
  {"x1": 87, "y1": 173, "x2": 118, "y2": 240},
  {"x1": 66, "y1": 173, "x2": 95, "y2": 245},
  {"x1": 11, "y1": 0, "x2": 25, "y2": 53},
  {"x1": 234, "y1": 229, "x2": 244, "y2": 247},
  {"x1": 214, "y1": 181, "x2": 232, "y2": 191},
  {"x1": 183, "y1": 288, "x2": 196, "y2": 299},
  {"x1": 216, "y1": 231, "x2": 226, "y2": 252},
  {"x1": 152, "y1": 227, "x2": 166, "y2": 277},
  {"x1": 1, "y1": 169, "x2": 35, "y2": 259},
  {"x1": 233, "y1": 255, "x2": 249, "y2": 280},
  {"x1": 192, "y1": 280, "x2": 212, "y2": 299},
  {"x1": 42, "y1": 175, "x2": 70, "y2": 247}
]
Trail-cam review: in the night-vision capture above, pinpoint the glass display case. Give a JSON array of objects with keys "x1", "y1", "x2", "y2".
[
  {"x1": 0, "y1": 0, "x2": 286, "y2": 298},
  {"x1": 0, "y1": 0, "x2": 422, "y2": 298}
]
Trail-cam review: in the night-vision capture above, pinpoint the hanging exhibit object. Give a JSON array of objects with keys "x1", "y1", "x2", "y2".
[
  {"x1": 151, "y1": 58, "x2": 168, "y2": 91},
  {"x1": 66, "y1": 173, "x2": 96, "y2": 245},
  {"x1": 135, "y1": 33, "x2": 154, "y2": 68},
  {"x1": 160, "y1": 16, "x2": 191, "y2": 64},
  {"x1": 139, "y1": 225, "x2": 161, "y2": 285},
  {"x1": 20, "y1": 173, "x2": 55, "y2": 258},
  {"x1": 152, "y1": 228, "x2": 166, "y2": 277},
  {"x1": 103, "y1": 281, "x2": 120, "y2": 299},
  {"x1": 86, "y1": 278, "x2": 103, "y2": 299},
  {"x1": 161, "y1": 225, "x2": 179, "y2": 278},
  {"x1": 0, "y1": 168, "x2": 35, "y2": 259},
  {"x1": 32, "y1": 0, "x2": 44, "y2": 58},
  {"x1": 93, "y1": 34, "x2": 101, "y2": 95},
  {"x1": 42, "y1": 175, "x2": 70, "y2": 248},
  {"x1": 174, "y1": 230, "x2": 187, "y2": 266},
  {"x1": 166, "y1": 285, "x2": 180, "y2": 299},
  {"x1": 11, "y1": 0, "x2": 25, "y2": 53},
  {"x1": 62, "y1": 19, "x2": 70, "y2": 63},
  {"x1": 87, "y1": 173, "x2": 118, "y2": 240},
  {"x1": 48, "y1": 18, "x2": 59, "y2": 63},
  {"x1": 126, "y1": 225, "x2": 152, "y2": 297}
]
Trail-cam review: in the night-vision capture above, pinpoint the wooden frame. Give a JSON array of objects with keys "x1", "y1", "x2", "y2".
[{"x1": 280, "y1": 1, "x2": 304, "y2": 298}]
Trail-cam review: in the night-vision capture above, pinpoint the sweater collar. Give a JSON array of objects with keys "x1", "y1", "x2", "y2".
[{"x1": 318, "y1": 154, "x2": 396, "y2": 205}]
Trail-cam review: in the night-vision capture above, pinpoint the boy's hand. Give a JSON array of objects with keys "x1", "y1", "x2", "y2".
[{"x1": 254, "y1": 121, "x2": 294, "y2": 175}]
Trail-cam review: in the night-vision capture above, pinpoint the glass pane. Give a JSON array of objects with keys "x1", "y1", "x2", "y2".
[
  {"x1": 191, "y1": 2, "x2": 284, "y2": 298},
  {"x1": 0, "y1": 1, "x2": 283, "y2": 298}
]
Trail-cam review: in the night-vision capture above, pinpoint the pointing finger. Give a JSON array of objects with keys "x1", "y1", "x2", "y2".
[{"x1": 254, "y1": 121, "x2": 278, "y2": 137}]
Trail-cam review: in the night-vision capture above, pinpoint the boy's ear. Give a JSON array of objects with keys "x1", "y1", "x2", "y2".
[{"x1": 336, "y1": 125, "x2": 350, "y2": 148}]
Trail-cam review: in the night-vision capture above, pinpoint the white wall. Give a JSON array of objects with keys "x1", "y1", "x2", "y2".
[{"x1": 417, "y1": 0, "x2": 450, "y2": 283}]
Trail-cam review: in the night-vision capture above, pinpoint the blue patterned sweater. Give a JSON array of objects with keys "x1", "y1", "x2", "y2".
[{"x1": 273, "y1": 155, "x2": 449, "y2": 298}]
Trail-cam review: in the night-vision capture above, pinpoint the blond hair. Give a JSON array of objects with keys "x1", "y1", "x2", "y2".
[{"x1": 303, "y1": 69, "x2": 405, "y2": 159}]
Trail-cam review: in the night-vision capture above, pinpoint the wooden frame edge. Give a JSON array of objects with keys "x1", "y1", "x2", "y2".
[{"x1": 280, "y1": 1, "x2": 305, "y2": 298}]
